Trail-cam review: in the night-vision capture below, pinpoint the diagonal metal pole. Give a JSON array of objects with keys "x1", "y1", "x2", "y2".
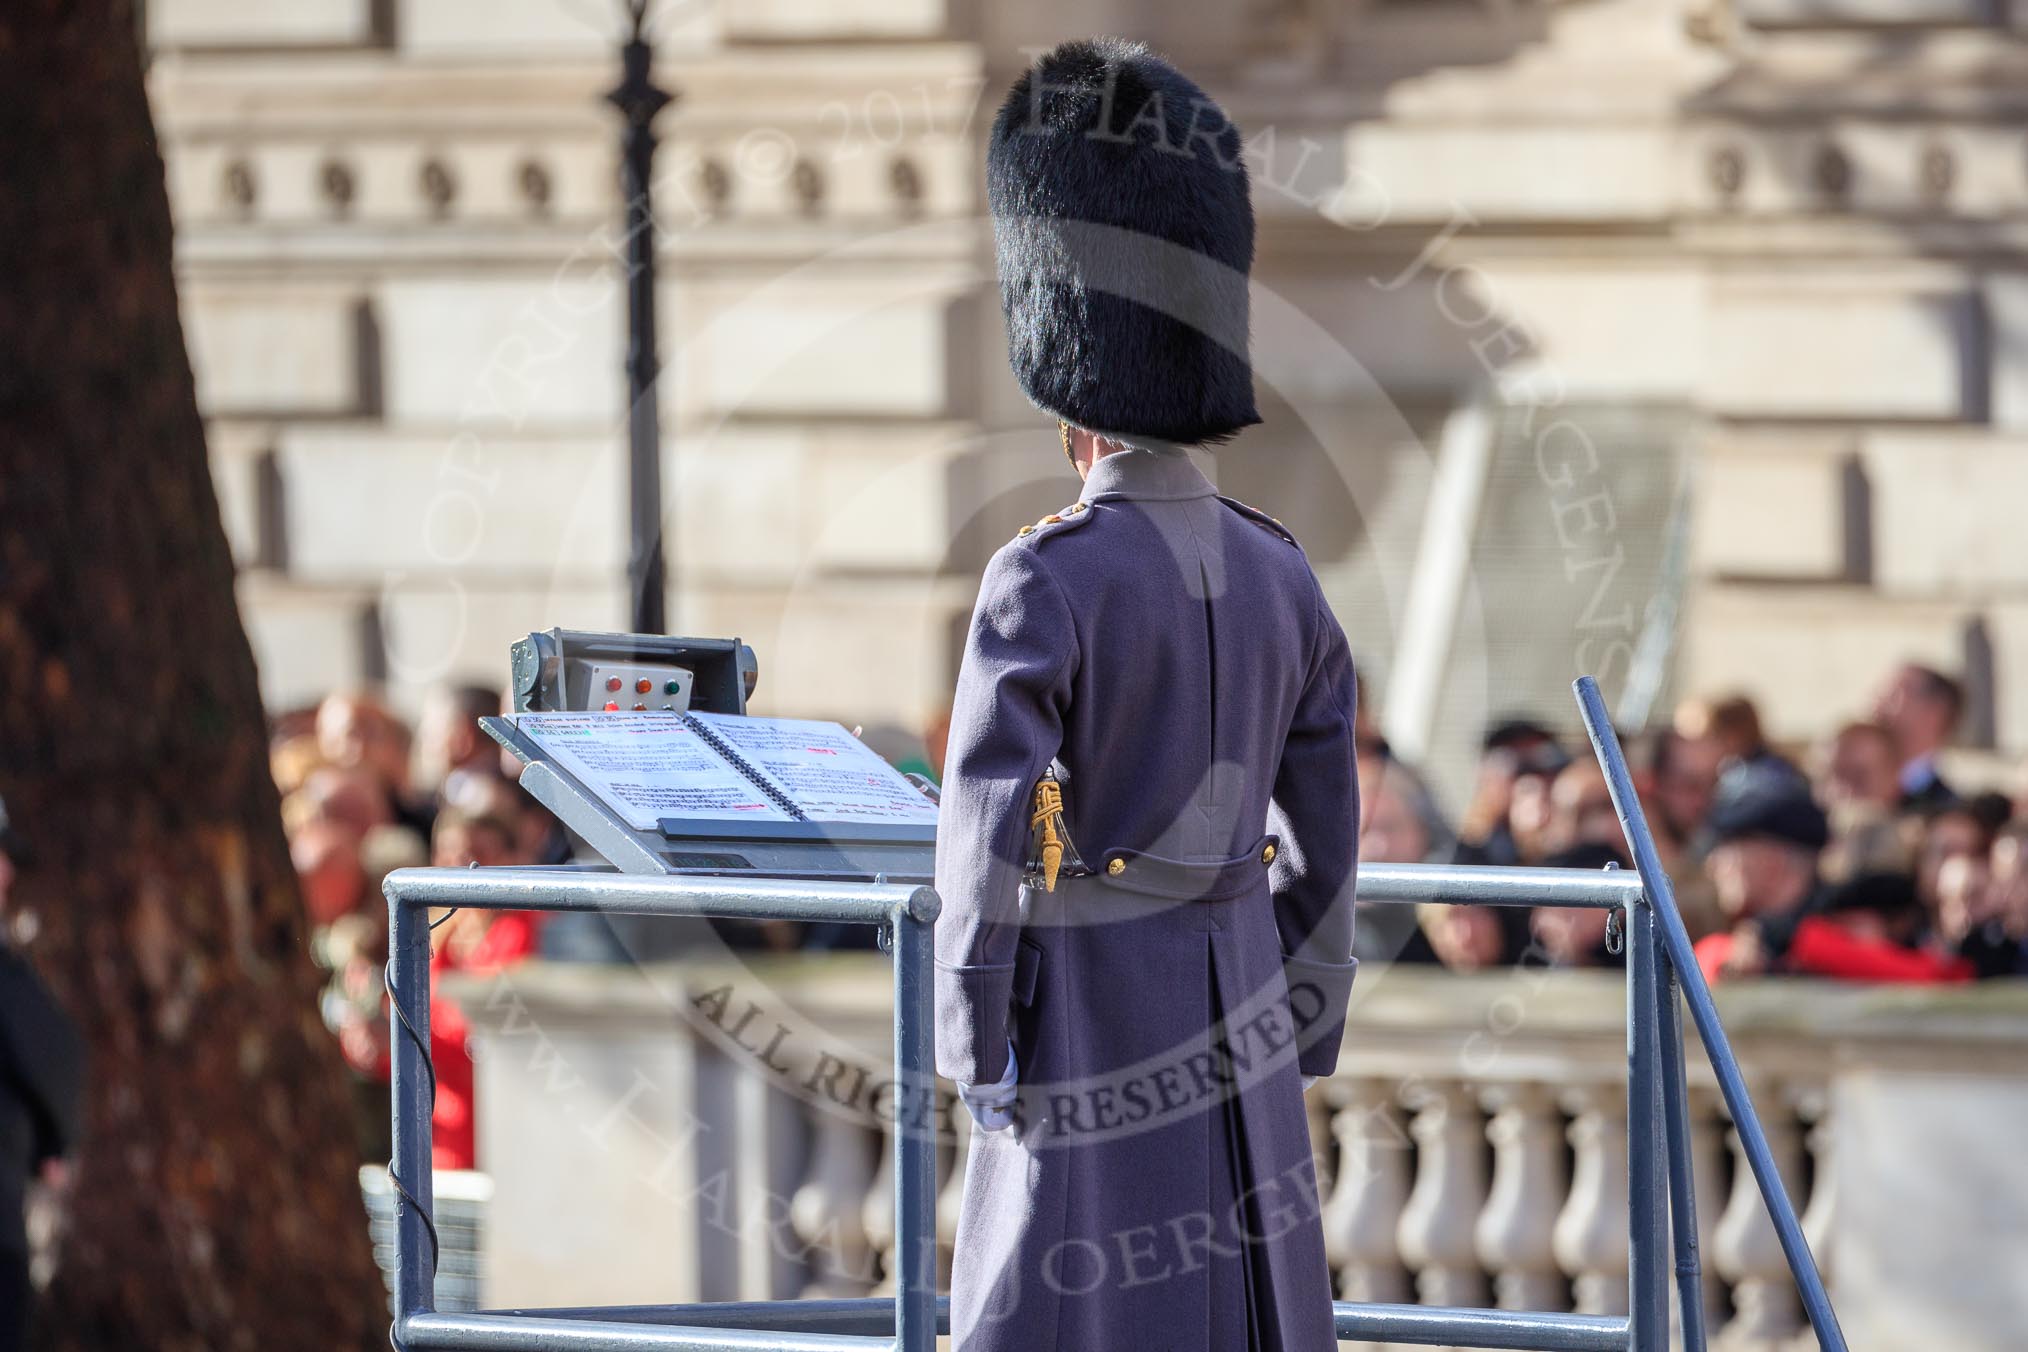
[{"x1": 1573, "y1": 675, "x2": 1848, "y2": 1352}]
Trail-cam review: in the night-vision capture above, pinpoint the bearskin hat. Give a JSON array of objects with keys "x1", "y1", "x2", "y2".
[{"x1": 987, "y1": 39, "x2": 1259, "y2": 446}]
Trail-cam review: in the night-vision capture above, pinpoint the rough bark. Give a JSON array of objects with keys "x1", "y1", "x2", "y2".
[{"x1": 0, "y1": 2, "x2": 388, "y2": 1347}]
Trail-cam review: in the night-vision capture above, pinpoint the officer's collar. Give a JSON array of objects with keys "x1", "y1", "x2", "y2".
[{"x1": 1077, "y1": 445, "x2": 1218, "y2": 503}]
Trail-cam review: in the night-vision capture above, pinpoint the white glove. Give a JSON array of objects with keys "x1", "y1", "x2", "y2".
[{"x1": 959, "y1": 1039, "x2": 1020, "y2": 1132}]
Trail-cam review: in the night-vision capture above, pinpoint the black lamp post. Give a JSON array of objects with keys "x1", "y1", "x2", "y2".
[{"x1": 607, "y1": 0, "x2": 675, "y2": 635}]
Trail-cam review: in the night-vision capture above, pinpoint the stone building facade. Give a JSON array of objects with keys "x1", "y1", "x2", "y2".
[{"x1": 146, "y1": 0, "x2": 2028, "y2": 801}]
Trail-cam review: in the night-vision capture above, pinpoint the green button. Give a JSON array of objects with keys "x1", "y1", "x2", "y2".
[{"x1": 664, "y1": 678, "x2": 681, "y2": 695}]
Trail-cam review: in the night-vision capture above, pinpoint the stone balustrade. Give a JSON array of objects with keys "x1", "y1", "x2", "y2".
[{"x1": 444, "y1": 958, "x2": 2028, "y2": 1351}]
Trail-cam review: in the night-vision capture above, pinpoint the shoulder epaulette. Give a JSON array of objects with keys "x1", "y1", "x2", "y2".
[
  {"x1": 1013, "y1": 500, "x2": 1096, "y2": 545},
  {"x1": 1217, "y1": 496, "x2": 1300, "y2": 548}
]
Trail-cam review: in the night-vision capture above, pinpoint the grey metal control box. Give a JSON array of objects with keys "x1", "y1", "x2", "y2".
[{"x1": 510, "y1": 628, "x2": 757, "y2": 715}]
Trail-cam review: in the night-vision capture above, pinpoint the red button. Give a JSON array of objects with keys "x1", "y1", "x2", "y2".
[
  {"x1": 635, "y1": 678, "x2": 653, "y2": 694},
  {"x1": 603, "y1": 701, "x2": 620, "y2": 711},
  {"x1": 632, "y1": 703, "x2": 647, "y2": 711},
  {"x1": 606, "y1": 676, "x2": 622, "y2": 692}
]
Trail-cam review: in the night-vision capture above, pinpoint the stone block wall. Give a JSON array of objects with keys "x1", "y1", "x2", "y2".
[
  {"x1": 146, "y1": 0, "x2": 2028, "y2": 780},
  {"x1": 149, "y1": 0, "x2": 994, "y2": 726}
]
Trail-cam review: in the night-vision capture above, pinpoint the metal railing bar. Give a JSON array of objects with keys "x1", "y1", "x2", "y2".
[
  {"x1": 384, "y1": 867, "x2": 935, "y2": 927},
  {"x1": 390, "y1": 887, "x2": 436, "y2": 1339},
  {"x1": 889, "y1": 912, "x2": 937, "y2": 1352},
  {"x1": 1655, "y1": 942, "x2": 1711, "y2": 1352},
  {"x1": 481, "y1": 1303, "x2": 913, "y2": 1334},
  {"x1": 386, "y1": 863, "x2": 1635, "y2": 922},
  {"x1": 1333, "y1": 1302, "x2": 1630, "y2": 1350},
  {"x1": 400, "y1": 1312, "x2": 888, "y2": 1351},
  {"x1": 482, "y1": 1298, "x2": 1632, "y2": 1352},
  {"x1": 1574, "y1": 675, "x2": 1849, "y2": 1352},
  {"x1": 1625, "y1": 902, "x2": 1669, "y2": 1349},
  {"x1": 1357, "y1": 862, "x2": 1642, "y2": 909}
]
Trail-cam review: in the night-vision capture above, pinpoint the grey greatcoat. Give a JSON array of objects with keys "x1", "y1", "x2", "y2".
[{"x1": 934, "y1": 447, "x2": 1362, "y2": 1351}]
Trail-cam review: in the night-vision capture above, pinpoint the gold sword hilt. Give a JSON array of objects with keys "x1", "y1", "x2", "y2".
[{"x1": 1031, "y1": 778, "x2": 1065, "y2": 892}]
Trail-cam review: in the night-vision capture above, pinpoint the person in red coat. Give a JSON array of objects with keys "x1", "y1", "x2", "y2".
[
  {"x1": 426, "y1": 809, "x2": 544, "y2": 1170},
  {"x1": 1695, "y1": 768, "x2": 1970, "y2": 984}
]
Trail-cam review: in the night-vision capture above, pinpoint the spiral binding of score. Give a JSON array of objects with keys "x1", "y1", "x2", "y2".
[{"x1": 681, "y1": 713, "x2": 810, "y2": 821}]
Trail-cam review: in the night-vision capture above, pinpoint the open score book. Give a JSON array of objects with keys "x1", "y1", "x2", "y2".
[{"x1": 510, "y1": 710, "x2": 939, "y2": 834}]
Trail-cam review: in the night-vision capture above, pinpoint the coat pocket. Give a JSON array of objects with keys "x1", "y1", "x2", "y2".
[{"x1": 1013, "y1": 935, "x2": 1044, "y2": 1007}]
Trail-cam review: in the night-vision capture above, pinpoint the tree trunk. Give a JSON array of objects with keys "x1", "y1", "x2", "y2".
[{"x1": 0, "y1": 3, "x2": 388, "y2": 1347}]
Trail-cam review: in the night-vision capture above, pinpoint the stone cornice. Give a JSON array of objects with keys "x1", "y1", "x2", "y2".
[{"x1": 148, "y1": 43, "x2": 986, "y2": 138}]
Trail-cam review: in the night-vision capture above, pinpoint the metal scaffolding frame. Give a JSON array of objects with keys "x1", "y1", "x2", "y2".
[{"x1": 382, "y1": 677, "x2": 1847, "y2": 1351}]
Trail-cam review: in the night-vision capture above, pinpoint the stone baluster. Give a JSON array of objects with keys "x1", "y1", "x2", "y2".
[
  {"x1": 862, "y1": 1123, "x2": 896, "y2": 1295},
  {"x1": 1711, "y1": 1087, "x2": 1805, "y2": 1348},
  {"x1": 788, "y1": 1111, "x2": 879, "y2": 1296},
  {"x1": 1307, "y1": 1086, "x2": 1337, "y2": 1195},
  {"x1": 1475, "y1": 1084, "x2": 1567, "y2": 1311},
  {"x1": 734, "y1": 1069, "x2": 806, "y2": 1300},
  {"x1": 1320, "y1": 1079, "x2": 1412, "y2": 1308},
  {"x1": 1688, "y1": 1088, "x2": 1730, "y2": 1329},
  {"x1": 1796, "y1": 1086, "x2": 1835, "y2": 1299},
  {"x1": 862, "y1": 1103, "x2": 954, "y2": 1296},
  {"x1": 1396, "y1": 1081, "x2": 1491, "y2": 1308},
  {"x1": 935, "y1": 1109, "x2": 970, "y2": 1288},
  {"x1": 1553, "y1": 1083, "x2": 1629, "y2": 1315}
]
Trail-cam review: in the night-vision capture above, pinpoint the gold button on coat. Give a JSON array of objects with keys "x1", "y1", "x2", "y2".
[
  {"x1": 1106, "y1": 857, "x2": 1126, "y2": 876},
  {"x1": 1261, "y1": 843, "x2": 1277, "y2": 863}
]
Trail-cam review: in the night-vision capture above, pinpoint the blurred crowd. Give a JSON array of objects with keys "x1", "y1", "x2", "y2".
[
  {"x1": 269, "y1": 684, "x2": 568, "y2": 1170},
  {"x1": 270, "y1": 685, "x2": 929, "y2": 1169},
  {"x1": 275, "y1": 658, "x2": 2028, "y2": 1168},
  {"x1": 1356, "y1": 660, "x2": 2028, "y2": 986}
]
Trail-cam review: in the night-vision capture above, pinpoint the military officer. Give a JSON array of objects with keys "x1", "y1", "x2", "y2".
[{"x1": 935, "y1": 39, "x2": 1361, "y2": 1352}]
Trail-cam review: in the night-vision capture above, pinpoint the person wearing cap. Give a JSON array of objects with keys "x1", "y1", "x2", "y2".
[
  {"x1": 1695, "y1": 769, "x2": 1971, "y2": 984},
  {"x1": 0, "y1": 799, "x2": 86, "y2": 1348},
  {"x1": 934, "y1": 39, "x2": 1357, "y2": 1350}
]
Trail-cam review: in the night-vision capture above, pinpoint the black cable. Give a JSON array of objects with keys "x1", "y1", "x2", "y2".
[
  {"x1": 384, "y1": 891, "x2": 472, "y2": 1346},
  {"x1": 383, "y1": 945, "x2": 442, "y2": 1351}
]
